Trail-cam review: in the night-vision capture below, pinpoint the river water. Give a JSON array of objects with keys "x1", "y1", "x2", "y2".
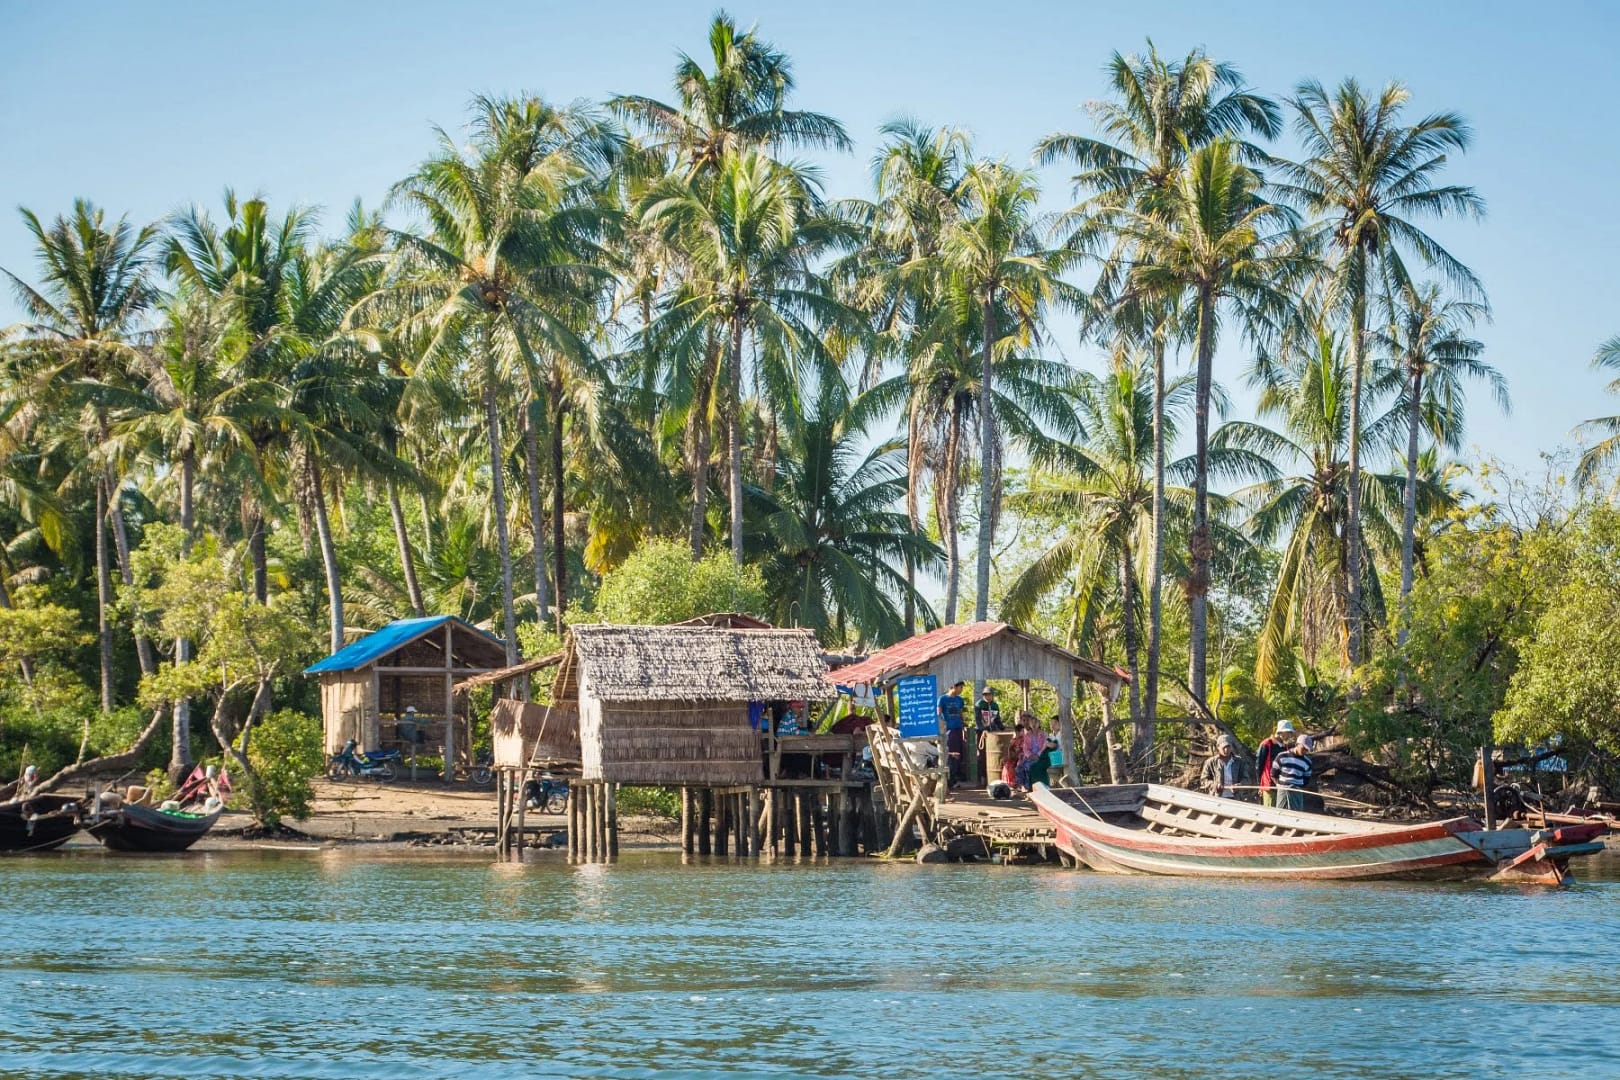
[{"x1": 2, "y1": 845, "x2": 1618, "y2": 1079}]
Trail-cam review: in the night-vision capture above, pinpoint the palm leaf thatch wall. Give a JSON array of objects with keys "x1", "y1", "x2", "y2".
[{"x1": 561, "y1": 625, "x2": 835, "y2": 785}]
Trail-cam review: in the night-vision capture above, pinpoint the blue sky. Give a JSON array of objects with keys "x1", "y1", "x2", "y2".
[{"x1": 4, "y1": 0, "x2": 1617, "y2": 476}]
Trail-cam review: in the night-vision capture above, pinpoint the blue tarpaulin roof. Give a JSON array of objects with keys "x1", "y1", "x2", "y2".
[{"x1": 304, "y1": 616, "x2": 505, "y2": 674}]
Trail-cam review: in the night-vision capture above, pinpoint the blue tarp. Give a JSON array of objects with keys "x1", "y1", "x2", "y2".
[{"x1": 303, "y1": 616, "x2": 504, "y2": 674}]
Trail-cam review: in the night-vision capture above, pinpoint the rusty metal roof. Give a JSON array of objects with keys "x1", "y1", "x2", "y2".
[{"x1": 829, "y1": 621, "x2": 1125, "y2": 688}]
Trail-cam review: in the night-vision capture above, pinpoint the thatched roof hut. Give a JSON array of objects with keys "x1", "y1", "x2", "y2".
[{"x1": 560, "y1": 624, "x2": 835, "y2": 786}]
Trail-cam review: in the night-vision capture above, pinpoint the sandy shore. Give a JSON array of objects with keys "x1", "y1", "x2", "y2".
[{"x1": 201, "y1": 777, "x2": 681, "y2": 851}]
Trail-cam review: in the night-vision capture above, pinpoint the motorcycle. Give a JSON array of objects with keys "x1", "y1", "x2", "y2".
[
  {"x1": 326, "y1": 740, "x2": 401, "y2": 781},
  {"x1": 522, "y1": 772, "x2": 570, "y2": 814},
  {"x1": 469, "y1": 749, "x2": 494, "y2": 788}
]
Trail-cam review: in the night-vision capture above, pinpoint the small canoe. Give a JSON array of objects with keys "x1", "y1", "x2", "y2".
[
  {"x1": 84, "y1": 801, "x2": 221, "y2": 853},
  {"x1": 0, "y1": 795, "x2": 82, "y2": 853},
  {"x1": 1029, "y1": 783, "x2": 1609, "y2": 886}
]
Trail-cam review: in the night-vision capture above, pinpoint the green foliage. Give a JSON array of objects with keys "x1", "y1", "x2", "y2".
[
  {"x1": 0, "y1": 587, "x2": 90, "y2": 665},
  {"x1": 613, "y1": 785, "x2": 679, "y2": 818},
  {"x1": 245, "y1": 709, "x2": 324, "y2": 827},
  {"x1": 1351, "y1": 505, "x2": 1550, "y2": 786},
  {"x1": 1497, "y1": 504, "x2": 1620, "y2": 756},
  {"x1": 591, "y1": 538, "x2": 766, "y2": 626}
]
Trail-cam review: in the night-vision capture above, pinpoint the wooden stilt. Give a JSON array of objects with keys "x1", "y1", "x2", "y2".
[
  {"x1": 606, "y1": 782, "x2": 619, "y2": 858},
  {"x1": 749, "y1": 786, "x2": 762, "y2": 855},
  {"x1": 514, "y1": 769, "x2": 528, "y2": 855},
  {"x1": 838, "y1": 788, "x2": 854, "y2": 856},
  {"x1": 884, "y1": 777, "x2": 937, "y2": 858},
  {"x1": 698, "y1": 789, "x2": 712, "y2": 855},
  {"x1": 782, "y1": 789, "x2": 796, "y2": 856},
  {"x1": 798, "y1": 791, "x2": 813, "y2": 855},
  {"x1": 715, "y1": 791, "x2": 729, "y2": 856},
  {"x1": 680, "y1": 786, "x2": 693, "y2": 855},
  {"x1": 567, "y1": 788, "x2": 578, "y2": 860}
]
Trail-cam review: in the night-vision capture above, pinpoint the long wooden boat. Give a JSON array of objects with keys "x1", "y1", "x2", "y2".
[
  {"x1": 84, "y1": 800, "x2": 221, "y2": 853},
  {"x1": 0, "y1": 794, "x2": 82, "y2": 853},
  {"x1": 1029, "y1": 783, "x2": 1610, "y2": 886}
]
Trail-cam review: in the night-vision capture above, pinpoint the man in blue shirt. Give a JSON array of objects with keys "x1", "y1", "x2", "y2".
[{"x1": 937, "y1": 680, "x2": 966, "y2": 787}]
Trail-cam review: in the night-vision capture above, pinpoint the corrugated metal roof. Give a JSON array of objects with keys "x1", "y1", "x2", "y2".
[
  {"x1": 304, "y1": 616, "x2": 506, "y2": 674},
  {"x1": 829, "y1": 621, "x2": 1125, "y2": 687}
]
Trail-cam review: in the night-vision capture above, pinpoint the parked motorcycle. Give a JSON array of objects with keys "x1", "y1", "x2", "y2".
[
  {"x1": 327, "y1": 740, "x2": 401, "y2": 781},
  {"x1": 522, "y1": 772, "x2": 569, "y2": 814},
  {"x1": 469, "y1": 749, "x2": 494, "y2": 788}
]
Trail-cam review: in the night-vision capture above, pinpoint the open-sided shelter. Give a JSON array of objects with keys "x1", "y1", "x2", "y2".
[
  {"x1": 554, "y1": 623, "x2": 836, "y2": 786},
  {"x1": 829, "y1": 621, "x2": 1125, "y2": 785},
  {"x1": 305, "y1": 616, "x2": 508, "y2": 771}
]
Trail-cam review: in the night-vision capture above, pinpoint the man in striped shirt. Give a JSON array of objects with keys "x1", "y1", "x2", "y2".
[{"x1": 1272, "y1": 735, "x2": 1314, "y2": 811}]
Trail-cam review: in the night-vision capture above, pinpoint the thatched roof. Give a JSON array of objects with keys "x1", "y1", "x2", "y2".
[{"x1": 562, "y1": 624, "x2": 835, "y2": 704}]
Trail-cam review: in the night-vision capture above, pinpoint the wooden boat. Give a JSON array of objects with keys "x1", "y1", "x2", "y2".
[
  {"x1": 0, "y1": 794, "x2": 82, "y2": 853},
  {"x1": 84, "y1": 799, "x2": 222, "y2": 852},
  {"x1": 1029, "y1": 782, "x2": 1610, "y2": 886}
]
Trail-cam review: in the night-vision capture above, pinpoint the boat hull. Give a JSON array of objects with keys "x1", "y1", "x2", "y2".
[
  {"x1": 1030, "y1": 783, "x2": 1545, "y2": 882},
  {"x1": 85, "y1": 802, "x2": 220, "y2": 852},
  {"x1": 0, "y1": 795, "x2": 81, "y2": 853}
]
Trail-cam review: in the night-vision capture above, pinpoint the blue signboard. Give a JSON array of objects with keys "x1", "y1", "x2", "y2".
[{"x1": 895, "y1": 674, "x2": 940, "y2": 738}]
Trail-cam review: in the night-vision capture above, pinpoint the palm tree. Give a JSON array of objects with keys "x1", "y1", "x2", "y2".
[
  {"x1": 938, "y1": 160, "x2": 1075, "y2": 624},
  {"x1": 610, "y1": 12, "x2": 850, "y2": 175},
  {"x1": 165, "y1": 191, "x2": 317, "y2": 605},
  {"x1": 2, "y1": 201, "x2": 158, "y2": 710},
  {"x1": 1272, "y1": 78, "x2": 1484, "y2": 664},
  {"x1": 379, "y1": 96, "x2": 618, "y2": 657},
  {"x1": 1037, "y1": 42, "x2": 1278, "y2": 732},
  {"x1": 1003, "y1": 356, "x2": 1268, "y2": 769},
  {"x1": 747, "y1": 381, "x2": 942, "y2": 645},
  {"x1": 639, "y1": 150, "x2": 856, "y2": 564},
  {"x1": 841, "y1": 119, "x2": 971, "y2": 632},
  {"x1": 1222, "y1": 324, "x2": 1436, "y2": 684},
  {"x1": 1575, "y1": 336, "x2": 1620, "y2": 488},
  {"x1": 1376, "y1": 281, "x2": 1504, "y2": 644},
  {"x1": 100, "y1": 285, "x2": 281, "y2": 770},
  {"x1": 1116, "y1": 139, "x2": 1300, "y2": 706}
]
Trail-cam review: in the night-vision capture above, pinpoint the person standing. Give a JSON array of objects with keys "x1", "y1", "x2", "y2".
[
  {"x1": 937, "y1": 680, "x2": 967, "y2": 787},
  {"x1": 1273, "y1": 735, "x2": 1315, "y2": 811},
  {"x1": 972, "y1": 686, "x2": 1001, "y2": 783},
  {"x1": 1256, "y1": 720, "x2": 1295, "y2": 806},
  {"x1": 1200, "y1": 734, "x2": 1256, "y2": 799}
]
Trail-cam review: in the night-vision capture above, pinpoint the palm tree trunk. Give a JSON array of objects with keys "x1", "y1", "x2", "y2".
[
  {"x1": 308, "y1": 457, "x2": 344, "y2": 655},
  {"x1": 1398, "y1": 365, "x2": 1423, "y2": 648},
  {"x1": 521, "y1": 400, "x2": 551, "y2": 627},
  {"x1": 1146, "y1": 332, "x2": 1166, "y2": 735},
  {"x1": 903, "y1": 406, "x2": 923, "y2": 638},
  {"x1": 389, "y1": 478, "x2": 426, "y2": 618},
  {"x1": 688, "y1": 336, "x2": 718, "y2": 559},
  {"x1": 94, "y1": 478, "x2": 113, "y2": 714},
  {"x1": 1344, "y1": 285, "x2": 1368, "y2": 665},
  {"x1": 727, "y1": 313, "x2": 746, "y2": 564},
  {"x1": 1123, "y1": 544, "x2": 1147, "y2": 775},
  {"x1": 484, "y1": 327, "x2": 519, "y2": 665},
  {"x1": 1189, "y1": 288, "x2": 1215, "y2": 706},
  {"x1": 941, "y1": 401, "x2": 964, "y2": 624},
  {"x1": 0, "y1": 577, "x2": 35, "y2": 687},
  {"x1": 172, "y1": 453, "x2": 196, "y2": 778},
  {"x1": 247, "y1": 506, "x2": 268, "y2": 604},
  {"x1": 974, "y1": 292, "x2": 996, "y2": 623},
  {"x1": 549, "y1": 374, "x2": 568, "y2": 632},
  {"x1": 106, "y1": 477, "x2": 156, "y2": 677}
]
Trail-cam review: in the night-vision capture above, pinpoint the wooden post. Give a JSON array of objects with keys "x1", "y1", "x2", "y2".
[
  {"x1": 715, "y1": 791, "x2": 729, "y2": 856},
  {"x1": 606, "y1": 782, "x2": 619, "y2": 858},
  {"x1": 748, "y1": 786, "x2": 761, "y2": 856},
  {"x1": 1482, "y1": 744, "x2": 1497, "y2": 831},
  {"x1": 442, "y1": 623, "x2": 455, "y2": 786},
  {"x1": 885, "y1": 776, "x2": 937, "y2": 858},
  {"x1": 782, "y1": 789, "x2": 797, "y2": 856},
  {"x1": 1057, "y1": 684, "x2": 1080, "y2": 786},
  {"x1": 838, "y1": 787, "x2": 854, "y2": 856},
  {"x1": 567, "y1": 787, "x2": 578, "y2": 860},
  {"x1": 514, "y1": 769, "x2": 528, "y2": 854},
  {"x1": 680, "y1": 787, "x2": 693, "y2": 855},
  {"x1": 798, "y1": 791, "x2": 814, "y2": 855},
  {"x1": 698, "y1": 789, "x2": 712, "y2": 855}
]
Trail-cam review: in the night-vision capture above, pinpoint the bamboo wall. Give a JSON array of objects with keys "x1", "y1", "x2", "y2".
[{"x1": 320, "y1": 671, "x2": 374, "y2": 753}]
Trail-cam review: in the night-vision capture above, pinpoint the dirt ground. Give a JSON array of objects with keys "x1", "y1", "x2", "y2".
[{"x1": 208, "y1": 777, "x2": 681, "y2": 850}]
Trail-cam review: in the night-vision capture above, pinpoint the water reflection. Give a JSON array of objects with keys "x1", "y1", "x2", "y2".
[{"x1": 1, "y1": 846, "x2": 1616, "y2": 1078}]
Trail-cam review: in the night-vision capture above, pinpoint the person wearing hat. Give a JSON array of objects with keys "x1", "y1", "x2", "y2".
[
  {"x1": 1272, "y1": 735, "x2": 1316, "y2": 811},
  {"x1": 972, "y1": 686, "x2": 1002, "y2": 783},
  {"x1": 1200, "y1": 733, "x2": 1256, "y2": 800},
  {"x1": 1255, "y1": 720, "x2": 1295, "y2": 806}
]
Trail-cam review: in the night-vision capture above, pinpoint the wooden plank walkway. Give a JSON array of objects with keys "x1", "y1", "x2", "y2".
[{"x1": 937, "y1": 790, "x2": 1056, "y2": 846}]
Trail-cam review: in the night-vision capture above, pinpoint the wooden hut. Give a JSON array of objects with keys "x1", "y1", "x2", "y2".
[
  {"x1": 304, "y1": 616, "x2": 508, "y2": 779},
  {"x1": 557, "y1": 623, "x2": 834, "y2": 786}
]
